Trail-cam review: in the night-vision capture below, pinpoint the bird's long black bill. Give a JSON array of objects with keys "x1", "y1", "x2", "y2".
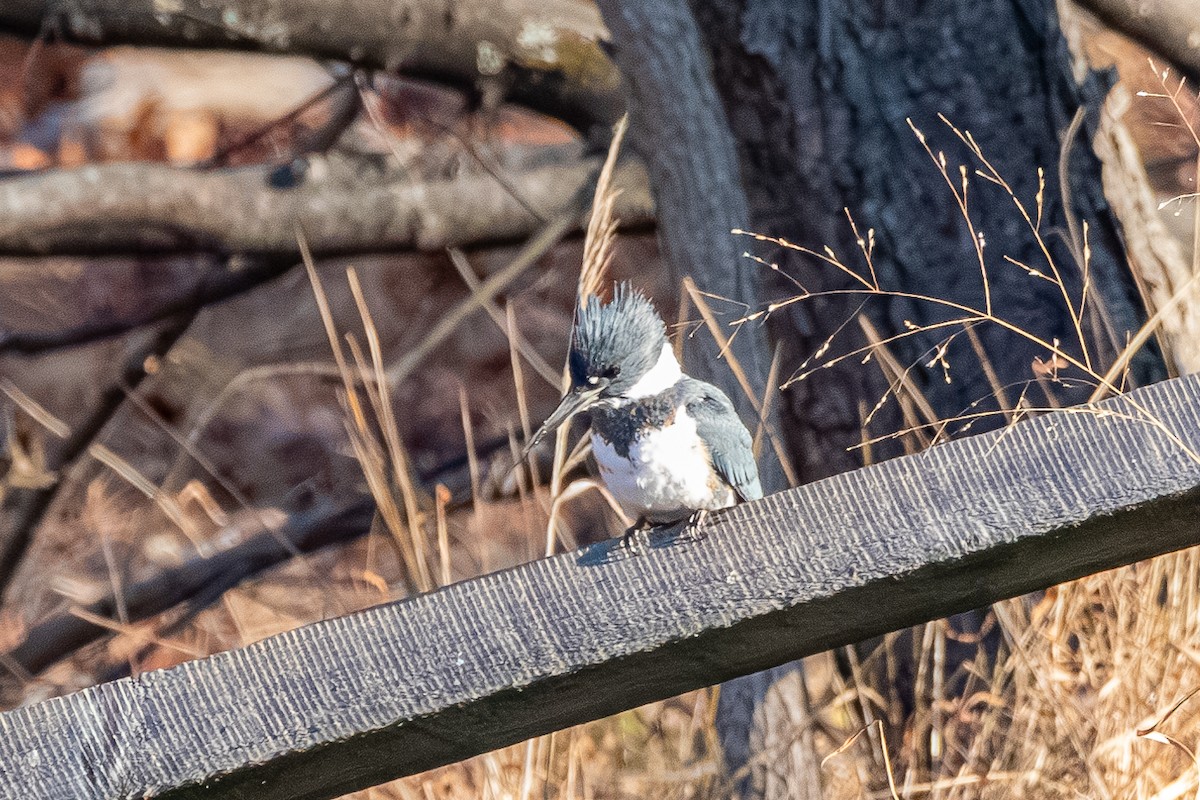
[{"x1": 517, "y1": 387, "x2": 602, "y2": 464}]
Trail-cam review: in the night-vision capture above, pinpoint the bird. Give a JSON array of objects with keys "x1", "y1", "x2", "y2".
[{"x1": 524, "y1": 283, "x2": 762, "y2": 548}]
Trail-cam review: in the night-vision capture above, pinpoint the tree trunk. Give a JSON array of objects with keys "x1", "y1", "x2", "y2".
[
  {"x1": 597, "y1": 0, "x2": 1164, "y2": 796},
  {"x1": 596, "y1": 0, "x2": 785, "y2": 492},
  {"x1": 695, "y1": 0, "x2": 1162, "y2": 479}
]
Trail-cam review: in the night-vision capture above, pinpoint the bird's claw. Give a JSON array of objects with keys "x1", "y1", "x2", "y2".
[
  {"x1": 620, "y1": 520, "x2": 650, "y2": 555},
  {"x1": 682, "y1": 509, "x2": 710, "y2": 541},
  {"x1": 619, "y1": 511, "x2": 710, "y2": 553}
]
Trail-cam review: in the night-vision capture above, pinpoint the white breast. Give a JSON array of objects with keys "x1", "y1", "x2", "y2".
[{"x1": 591, "y1": 407, "x2": 735, "y2": 523}]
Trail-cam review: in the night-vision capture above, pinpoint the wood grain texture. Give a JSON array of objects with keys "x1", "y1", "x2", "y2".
[{"x1": 3, "y1": 374, "x2": 1200, "y2": 799}]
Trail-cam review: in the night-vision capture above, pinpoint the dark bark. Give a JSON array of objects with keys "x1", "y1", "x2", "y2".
[
  {"x1": 593, "y1": 2, "x2": 802, "y2": 795},
  {"x1": 0, "y1": 0, "x2": 622, "y2": 137},
  {"x1": 597, "y1": 0, "x2": 1165, "y2": 796},
  {"x1": 716, "y1": 665, "x2": 824, "y2": 800},
  {"x1": 695, "y1": 0, "x2": 1161, "y2": 475}
]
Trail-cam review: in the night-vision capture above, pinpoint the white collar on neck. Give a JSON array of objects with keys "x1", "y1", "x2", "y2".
[{"x1": 622, "y1": 343, "x2": 682, "y2": 399}]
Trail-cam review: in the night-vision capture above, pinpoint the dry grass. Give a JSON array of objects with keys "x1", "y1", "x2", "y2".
[
  {"x1": 4, "y1": 47, "x2": 1200, "y2": 800},
  {"x1": 545, "y1": 114, "x2": 631, "y2": 541},
  {"x1": 720, "y1": 88, "x2": 1200, "y2": 799},
  {"x1": 780, "y1": 551, "x2": 1200, "y2": 800},
  {"x1": 734, "y1": 110, "x2": 1198, "y2": 461},
  {"x1": 289, "y1": 116, "x2": 735, "y2": 799},
  {"x1": 334, "y1": 92, "x2": 1200, "y2": 798}
]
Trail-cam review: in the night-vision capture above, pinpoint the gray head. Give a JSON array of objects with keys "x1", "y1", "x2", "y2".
[
  {"x1": 523, "y1": 284, "x2": 670, "y2": 454},
  {"x1": 569, "y1": 283, "x2": 668, "y2": 395}
]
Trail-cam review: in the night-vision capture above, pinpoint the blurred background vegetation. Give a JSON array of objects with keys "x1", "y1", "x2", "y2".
[{"x1": 1, "y1": 0, "x2": 1199, "y2": 797}]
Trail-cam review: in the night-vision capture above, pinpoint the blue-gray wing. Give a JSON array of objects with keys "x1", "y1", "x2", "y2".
[{"x1": 682, "y1": 378, "x2": 763, "y2": 502}]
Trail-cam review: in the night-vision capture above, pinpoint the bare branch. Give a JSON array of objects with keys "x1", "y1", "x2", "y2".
[
  {"x1": 201, "y1": 73, "x2": 362, "y2": 168},
  {"x1": 0, "y1": 0, "x2": 622, "y2": 135},
  {"x1": 0, "y1": 150, "x2": 653, "y2": 256}
]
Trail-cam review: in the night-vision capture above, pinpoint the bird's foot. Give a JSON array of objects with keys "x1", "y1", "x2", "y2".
[
  {"x1": 620, "y1": 519, "x2": 651, "y2": 555},
  {"x1": 681, "y1": 508, "x2": 711, "y2": 541}
]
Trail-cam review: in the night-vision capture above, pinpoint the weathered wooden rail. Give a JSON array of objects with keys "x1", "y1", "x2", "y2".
[{"x1": 3, "y1": 374, "x2": 1200, "y2": 799}]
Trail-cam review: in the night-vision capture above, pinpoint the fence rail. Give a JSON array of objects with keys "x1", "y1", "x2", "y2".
[{"x1": 3, "y1": 374, "x2": 1200, "y2": 799}]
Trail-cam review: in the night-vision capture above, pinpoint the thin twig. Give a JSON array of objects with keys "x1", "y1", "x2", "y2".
[
  {"x1": 355, "y1": 73, "x2": 548, "y2": 223},
  {"x1": 199, "y1": 72, "x2": 357, "y2": 168},
  {"x1": 544, "y1": 117, "x2": 628, "y2": 548}
]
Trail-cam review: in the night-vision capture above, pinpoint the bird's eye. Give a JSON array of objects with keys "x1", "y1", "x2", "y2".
[{"x1": 601, "y1": 366, "x2": 620, "y2": 379}]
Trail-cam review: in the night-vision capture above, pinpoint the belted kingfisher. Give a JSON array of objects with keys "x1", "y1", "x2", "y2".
[{"x1": 526, "y1": 283, "x2": 762, "y2": 543}]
